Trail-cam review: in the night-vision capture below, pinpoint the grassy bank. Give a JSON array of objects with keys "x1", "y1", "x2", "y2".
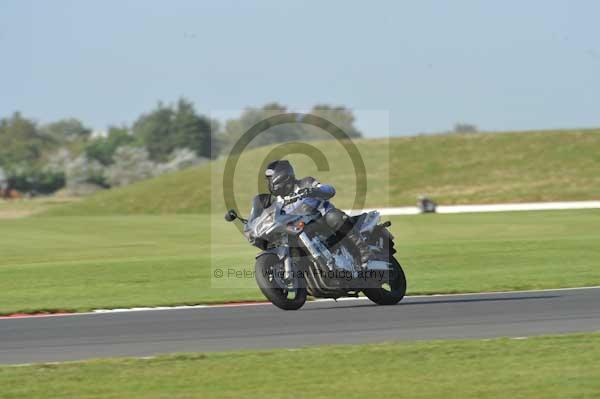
[
  {"x1": 43, "y1": 129, "x2": 600, "y2": 216},
  {"x1": 1, "y1": 209, "x2": 599, "y2": 315},
  {"x1": 1, "y1": 333, "x2": 599, "y2": 398}
]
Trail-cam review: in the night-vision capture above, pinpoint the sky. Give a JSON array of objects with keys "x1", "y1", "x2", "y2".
[{"x1": 1, "y1": 0, "x2": 599, "y2": 137}]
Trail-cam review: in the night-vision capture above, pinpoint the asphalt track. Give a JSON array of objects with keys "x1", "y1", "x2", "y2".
[{"x1": 1, "y1": 287, "x2": 600, "y2": 365}]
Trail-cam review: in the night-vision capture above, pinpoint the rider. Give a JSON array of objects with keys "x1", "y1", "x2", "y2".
[{"x1": 264, "y1": 160, "x2": 370, "y2": 268}]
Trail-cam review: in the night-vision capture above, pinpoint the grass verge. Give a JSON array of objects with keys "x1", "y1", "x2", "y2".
[
  {"x1": 43, "y1": 129, "x2": 600, "y2": 216},
  {"x1": 0, "y1": 209, "x2": 599, "y2": 315},
  {"x1": 0, "y1": 197, "x2": 78, "y2": 219},
  {"x1": 1, "y1": 333, "x2": 599, "y2": 398}
]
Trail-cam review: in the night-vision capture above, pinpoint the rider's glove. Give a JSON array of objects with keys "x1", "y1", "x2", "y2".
[
  {"x1": 303, "y1": 186, "x2": 334, "y2": 200},
  {"x1": 297, "y1": 184, "x2": 335, "y2": 200},
  {"x1": 298, "y1": 187, "x2": 313, "y2": 197}
]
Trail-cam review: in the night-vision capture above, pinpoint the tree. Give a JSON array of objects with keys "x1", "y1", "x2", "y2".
[
  {"x1": 301, "y1": 105, "x2": 362, "y2": 139},
  {"x1": 132, "y1": 104, "x2": 175, "y2": 162},
  {"x1": 217, "y1": 103, "x2": 363, "y2": 154},
  {"x1": 40, "y1": 118, "x2": 92, "y2": 144},
  {"x1": 132, "y1": 99, "x2": 215, "y2": 161},
  {"x1": 0, "y1": 113, "x2": 71, "y2": 195},
  {"x1": 218, "y1": 103, "x2": 303, "y2": 153},
  {"x1": 172, "y1": 99, "x2": 213, "y2": 159},
  {"x1": 0, "y1": 112, "x2": 46, "y2": 170},
  {"x1": 85, "y1": 126, "x2": 135, "y2": 165}
]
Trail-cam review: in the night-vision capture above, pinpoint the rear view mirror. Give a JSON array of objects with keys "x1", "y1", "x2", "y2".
[{"x1": 224, "y1": 209, "x2": 238, "y2": 222}]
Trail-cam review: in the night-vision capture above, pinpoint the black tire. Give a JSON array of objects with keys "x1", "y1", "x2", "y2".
[
  {"x1": 363, "y1": 257, "x2": 407, "y2": 305},
  {"x1": 255, "y1": 254, "x2": 307, "y2": 310}
]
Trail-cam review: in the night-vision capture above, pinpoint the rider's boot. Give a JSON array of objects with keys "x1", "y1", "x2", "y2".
[{"x1": 345, "y1": 229, "x2": 370, "y2": 269}]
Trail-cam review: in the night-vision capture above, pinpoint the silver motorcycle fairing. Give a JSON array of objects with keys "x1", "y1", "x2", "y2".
[
  {"x1": 244, "y1": 197, "x2": 323, "y2": 241},
  {"x1": 248, "y1": 197, "x2": 389, "y2": 273},
  {"x1": 352, "y1": 211, "x2": 381, "y2": 234}
]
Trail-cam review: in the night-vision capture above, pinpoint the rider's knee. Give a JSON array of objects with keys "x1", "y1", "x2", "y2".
[{"x1": 325, "y1": 208, "x2": 348, "y2": 231}]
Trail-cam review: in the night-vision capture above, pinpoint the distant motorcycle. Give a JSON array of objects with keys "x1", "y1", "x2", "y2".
[{"x1": 225, "y1": 190, "x2": 406, "y2": 310}]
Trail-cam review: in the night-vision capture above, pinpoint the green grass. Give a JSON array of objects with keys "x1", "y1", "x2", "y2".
[
  {"x1": 1, "y1": 333, "x2": 599, "y2": 398},
  {"x1": 1, "y1": 209, "x2": 599, "y2": 315},
  {"x1": 43, "y1": 129, "x2": 600, "y2": 216}
]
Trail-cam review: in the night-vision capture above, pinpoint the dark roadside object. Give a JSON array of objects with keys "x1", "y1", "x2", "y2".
[{"x1": 417, "y1": 196, "x2": 437, "y2": 213}]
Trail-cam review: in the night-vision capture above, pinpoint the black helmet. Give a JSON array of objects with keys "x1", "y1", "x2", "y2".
[{"x1": 265, "y1": 160, "x2": 295, "y2": 196}]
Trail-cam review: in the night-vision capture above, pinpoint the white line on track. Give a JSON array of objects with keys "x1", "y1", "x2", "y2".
[
  {"x1": 2, "y1": 286, "x2": 599, "y2": 320},
  {"x1": 77, "y1": 285, "x2": 600, "y2": 314}
]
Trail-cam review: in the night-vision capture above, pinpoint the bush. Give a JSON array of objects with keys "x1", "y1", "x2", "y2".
[
  {"x1": 453, "y1": 122, "x2": 478, "y2": 134},
  {"x1": 6, "y1": 168, "x2": 66, "y2": 195},
  {"x1": 84, "y1": 126, "x2": 135, "y2": 165},
  {"x1": 65, "y1": 155, "x2": 108, "y2": 194},
  {"x1": 105, "y1": 146, "x2": 157, "y2": 187},
  {"x1": 155, "y1": 148, "x2": 207, "y2": 175},
  {"x1": 0, "y1": 166, "x2": 6, "y2": 189}
]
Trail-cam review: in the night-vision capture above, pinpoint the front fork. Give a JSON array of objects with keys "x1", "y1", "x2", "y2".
[
  {"x1": 298, "y1": 231, "x2": 335, "y2": 271},
  {"x1": 262, "y1": 232, "x2": 334, "y2": 282},
  {"x1": 283, "y1": 248, "x2": 294, "y2": 281}
]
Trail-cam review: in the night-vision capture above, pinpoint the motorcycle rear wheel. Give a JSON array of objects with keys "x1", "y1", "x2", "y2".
[
  {"x1": 255, "y1": 254, "x2": 307, "y2": 310},
  {"x1": 363, "y1": 257, "x2": 407, "y2": 305}
]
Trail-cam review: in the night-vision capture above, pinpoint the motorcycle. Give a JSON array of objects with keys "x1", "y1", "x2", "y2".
[{"x1": 224, "y1": 190, "x2": 406, "y2": 310}]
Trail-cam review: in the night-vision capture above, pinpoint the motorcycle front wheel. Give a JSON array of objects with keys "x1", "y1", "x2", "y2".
[
  {"x1": 255, "y1": 254, "x2": 307, "y2": 310},
  {"x1": 363, "y1": 257, "x2": 407, "y2": 305}
]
